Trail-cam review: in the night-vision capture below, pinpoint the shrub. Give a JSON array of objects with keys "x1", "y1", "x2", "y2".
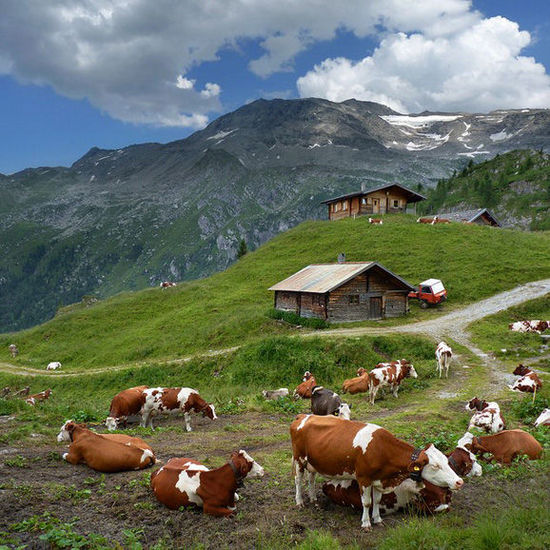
[{"x1": 267, "y1": 309, "x2": 329, "y2": 330}]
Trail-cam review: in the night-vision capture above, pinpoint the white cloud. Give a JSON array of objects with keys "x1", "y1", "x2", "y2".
[
  {"x1": 0, "y1": 1, "x2": 548, "y2": 127},
  {"x1": 297, "y1": 15, "x2": 550, "y2": 113}
]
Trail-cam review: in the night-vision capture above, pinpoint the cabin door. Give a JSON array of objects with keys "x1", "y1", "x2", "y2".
[
  {"x1": 372, "y1": 198, "x2": 380, "y2": 214},
  {"x1": 369, "y1": 297, "x2": 382, "y2": 319}
]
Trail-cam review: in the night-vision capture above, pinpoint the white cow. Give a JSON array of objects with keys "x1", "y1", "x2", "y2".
[
  {"x1": 435, "y1": 342, "x2": 452, "y2": 378},
  {"x1": 46, "y1": 361, "x2": 62, "y2": 371},
  {"x1": 534, "y1": 409, "x2": 550, "y2": 428}
]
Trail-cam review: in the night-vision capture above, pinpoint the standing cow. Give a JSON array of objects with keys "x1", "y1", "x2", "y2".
[
  {"x1": 368, "y1": 360, "x2": 417, "y2": 405},
  {"x1": 290, "y1": 415, "x2": 463, "y2": 530},
  {"x1": 435, "y1": 342, "x2": 452, "y2": 378},
  {"x1": 106, "y1": 386, "x2": 149, "y2": 430},
  {"x1": 8, "y1": 344, "x2": 18, "y2": 358},
  {"x1": 141, "y1": 387, "x2": 217, "y2": 430}
]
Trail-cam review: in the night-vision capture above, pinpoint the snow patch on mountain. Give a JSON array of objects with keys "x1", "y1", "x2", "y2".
[{"x1": 380, "y1": 114, "x2": 462, "y2": 128}]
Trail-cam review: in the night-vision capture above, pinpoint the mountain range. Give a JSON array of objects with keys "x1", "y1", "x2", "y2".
[{"x1": 1, "y1": 97, "x2": 549, "y2": 332}]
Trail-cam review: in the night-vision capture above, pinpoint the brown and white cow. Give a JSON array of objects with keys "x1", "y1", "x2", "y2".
[
  {"x1": 46, "y1": 361, "x2": 62, "y2": 371},
  {"x1": 160, "y1": 281, "x2": 177, "y2": 288},
  {"x1": 368, "y1": 360, "x2": 417, "y2": 405},
  {"x1": 8, "y1": 344, "x2": 18, "y2": 358},
  {"x1": 433, "y1": 218, "x2": 451, "y2": 224},
  {"x1": 435, "y1": 342, "x2": 452, "y2": 378},
  {"x1": 458, "y1": 430, "x2": 542, "y2": 464},
  {"x1": 466, "y1": 397, "x2": 506, "y2": 434},
  {"x1": 294, "y1": 371, "x2": 317, "y2": 398},
  {"x1": 417, "y1": 216, "x2": 438, "y2": 224},
  {"x1": 534, "y1": 408, "x2": 550, "y2": 427},
  {"x1": 509, "y1": 365, "x2": 543, "y2": 399},
  {"x1": 508, "y1": 320, "x2": 550, "y2": 334},
  {"x1": 141, "y1": 387, "x2": 217, "y2": 430},
  {"x1": 106, "y1": 386, "x2": 149, "y2": 430},
  {"x1": 25, "y1": 389, "x2": 52, "y2": 406},
  {"x1": 14, "y1": 386, "x2": 30, "y2": 397},
  {"x1": 57, "y1": 421, "x2": 156, "y2": 472},
  {"x1": 150, "y1": 450, "x2": 264, "y2": 516},
  {"x1": 290, "y1": 415, "x2": 463, "y2": 530},
  {"x1": 368, "y1": 218, "x2": 383, "y2": 224},
  {"x1": 342, "y1": 368, "x2": 370, "y2": 395},
  {"x1": 322, "y1": 443, "x2": 481, "y2": 516}
]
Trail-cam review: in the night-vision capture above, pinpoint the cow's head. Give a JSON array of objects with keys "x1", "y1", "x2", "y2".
[
  {"x1": 466, "y1": 397, "x2": 488, "y2": 412},
  {"x1": 513, "y1": 364, "x2": 530, "y2": 376},
  {"x1": 57, "y1": 420, "x2": 77, "y2": 442},
  {"x1": 415, "y1": 445, "x2": 464, "y2": 491},
  {"x1": 336, "y1": 403, "x2": 351, "y2": 420},
  {"x1": 356, "y1": 367, "x2": 368, "y2": 377},
  {"x1": 201, "y1": 403, "x2": 217, "y2": 421},
  {"x1": 105, "y1": 416, "x2": 123, "y2": 431},
  {"x1": 43, "y1": 389, "x2": 53, "y2": 398},
  {"x1": 295, "y1": 375, "x2": 317, "y2": 399},
  {"x1": 534, "y1": 408, "x2": 550, "y2": 428},
  {"x1": 231, "y1": 449, "x2": 264, "y2": 480},
  {"x1": 404, "y1": 362, "x2": 418, "y2": 379},
  {"x1": 302, "y1": 371, "x2": 313, "y2": 382},
  {"x1": 448, "y1": 447, "x2": 482, "y2": 477},
  {"x1": 456, "y1": 432, "x2": 490, "y2": 458}
]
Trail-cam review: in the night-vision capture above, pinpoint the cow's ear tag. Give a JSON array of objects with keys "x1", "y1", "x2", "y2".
[{"x1": 413, "y1": 466, "x2": 420, "y2": 471}]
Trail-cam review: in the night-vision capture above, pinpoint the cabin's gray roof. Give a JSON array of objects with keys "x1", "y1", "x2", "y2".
[
  {"x1": 321, "y1": 183, "x2": 426, "y2": 205},
  {"x1": 437, "y1": 208, "x2": 501, "y2": 226},
  {"x1": 269, "y1": 262, "x2": 415, "y2": 293}
]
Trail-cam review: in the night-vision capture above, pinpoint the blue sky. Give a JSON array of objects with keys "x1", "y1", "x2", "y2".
[{"x1": 1, "y1": 0, "x2": 549, "y2": 175}]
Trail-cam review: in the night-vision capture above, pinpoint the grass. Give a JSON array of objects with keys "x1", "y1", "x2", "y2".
[{"x1": 2, "y1": 215, "x2": 550, "y2": 370}]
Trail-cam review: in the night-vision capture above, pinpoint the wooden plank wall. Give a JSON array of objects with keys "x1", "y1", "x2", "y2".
[
  {"x1": 275, "y1": 291, "x2": 299, "y2": 313},
  {"x1": 299, "y1": 293, "x2": 327, "y2": 319}
]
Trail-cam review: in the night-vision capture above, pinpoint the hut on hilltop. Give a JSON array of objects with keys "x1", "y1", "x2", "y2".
[{"x1": 269, "y1": 262, "x2": 415, "y2": 322}]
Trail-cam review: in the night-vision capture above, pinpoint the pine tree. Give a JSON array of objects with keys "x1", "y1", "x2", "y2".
[{"x1": 237, "y1": 239, "x2": 248, "y2": 259}]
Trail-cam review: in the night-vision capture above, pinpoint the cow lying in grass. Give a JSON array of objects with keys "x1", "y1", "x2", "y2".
[
  {"x1": 262, "y1": 388, "x2": 289, "y2": 400},
  {"x1": 509, "y1": 365, "x2": 543, "y2": 401},
  {"x1": 466, "y1": 397, "x2": 506, "y2": 434},
  {"x1": 322, "y1": 442, "x2": 481, "y2": 515},
  {"x1": 25, "y1": 389, "x2": 52, "y2": 406},
  {"x1": 290, "y1": 415, "x2": 463, "y2": 530},
  {"x1": 508, "y1": 320, "x2": 550, "y2": 334},
  {"x1": 141, "y1": 387, "x2": 217, "y2": 430},
  {"x1": 458, "y1": 430, "x2": 542, "y2": 464},
  {"x1": 151, "y1": 450, "x2": 264, "y2": 516},
  {"x1": 367, "y1": 360, "x2": 417, "y2": 405},
  {"x1": 342, "y1": 368, "x2": 369, "y2": 395},
  {"x1": 57, "y1": 421, "x2": 156, "y2": 472}
]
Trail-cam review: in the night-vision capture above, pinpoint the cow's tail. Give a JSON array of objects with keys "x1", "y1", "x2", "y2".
[{"x1": 532, "y1": 385, "x2": 537, "y2": 404}]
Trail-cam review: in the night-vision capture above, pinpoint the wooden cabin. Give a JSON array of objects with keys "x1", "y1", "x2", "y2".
[
  {"x1": 269, "y1": 262, "x2": 415, "y2": 322},
  {"x1": 321, "y1": 183, "x2": 426, "y2": 221},
  {"x1": 437, "y1": 208, "x2": 501, "y2": 227}
]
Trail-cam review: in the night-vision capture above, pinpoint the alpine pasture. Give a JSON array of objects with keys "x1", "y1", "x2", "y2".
[{"x1": 1, "y1": 215, "x2": 549, "y2": 549}]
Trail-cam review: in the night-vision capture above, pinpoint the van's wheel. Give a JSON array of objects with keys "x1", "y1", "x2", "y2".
[{"x1": 420, "y1": 301, "x2": 428, "y2": 309}]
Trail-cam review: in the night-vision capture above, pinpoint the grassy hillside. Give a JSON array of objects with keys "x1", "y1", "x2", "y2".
[
  {"x1": 2, "y1": 214, "x2": 550, "y2": 370},
  {"x1": 420, "y1": 149, "x2": 550, "y2": 229}
]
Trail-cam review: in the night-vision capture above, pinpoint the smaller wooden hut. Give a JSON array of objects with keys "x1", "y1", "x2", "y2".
[
  {"x1": 269, "y1": 262, "x2": 415, "y2": 322},
  {"x1": 437, "y1": 208, "x2": 501, "y2": 227}
]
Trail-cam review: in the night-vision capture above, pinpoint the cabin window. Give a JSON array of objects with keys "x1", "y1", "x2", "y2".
[
  {"x1": 348, "y1": 295, "x2": 359, "y2": 304},
  {"x1": 361, "y1": 198, "x2": 366, "y2": 205},
  {"x1": 393, "y1": 200, "x2": 399, "y2": 207},
  {"x1": 334, "y1": 203, "x2": 339, "y2": 212},
  {"x1": 343, "y1": 200, "x2": 348, "y2": 211}
]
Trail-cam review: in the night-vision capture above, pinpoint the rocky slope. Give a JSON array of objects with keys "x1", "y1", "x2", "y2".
[{"x1": 1, "y1": 98, "x2": 549, "y2": 331}]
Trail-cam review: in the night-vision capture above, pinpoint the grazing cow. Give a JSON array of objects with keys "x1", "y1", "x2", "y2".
[
  {"x1": 368, "y1": 360, "x2": 417, "y2": 405},
  {"x1": 14, "y1": 386, "x2": 30, "y2": 397},
  {"x1": 310, "y1": 386, "x2": 350, "y2": 419},
  {"x1": 262, "y1": 388, "x2": 289, "y2": 400},
  {"x1": 342, "y1": 369, "x2": 370, "y2": 395},
  {"x1": 417, "y1": 216, "x2": 438, "y2": 224},
  {"x1": 433, "y1": 218, "x2": 451, "y2": 224},
  {"x1": 105, "y1": 386, "x2": 149, "y2": 431},
  {"x1": 46, "y1": 361, "x2": 62, "y2": 371},
  {"x1": 435, "y1": 342, "x2": 453, "y2": 378},
  {"x1": 509, "y1": 365, "x2": 543, "y2": 400},
  {"x1": 368, "y1": 218, "x2": 383, "y2": 224},
  {"x1": 290, "y1": 415, "x2": 463, "y2": 530},
  {"x1": 150, "y1": 450, "x2": 264, "y2": 516},
  {"x1": 57, "y1": 421, "x2": 156, "y2": 472},
  {"x1": 508, "y1": 320, "x2": 550, "y2": 334},
  {"x1": 25, "y1": 389, "x2": 52, "y2": 406},
  {"x1": 8, "y1": 344, "x2": 18, "y2": 358},
  {"x1": 466, "y1": 397, "x2": 505, "y2": 434},
  {"x1": 1, "y1": 387, "x2": 10, "y2": 398},
  {"x1": 323, "y1": 443, "x2": 481, "y2": 515},
  {"x1": 141, "y1": 387, "x2": 217, "y2": 430},
  {"x1": 458, "y1": 430, "x2": 542, "y2": 464},
  {"x1": 534, "y1": 409, "x2": 550, "y2": 427},
  {"x1": 160, "y1": 281, "x2": 177, "y2": 288},
  {"x1": 295, "y1": 371, "x2": 317, "y2": 399}
]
